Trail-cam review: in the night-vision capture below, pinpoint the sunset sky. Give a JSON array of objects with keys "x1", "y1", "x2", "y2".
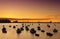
[{"x1": 0, "y1": 0, "x2": 60, "y2": 20}]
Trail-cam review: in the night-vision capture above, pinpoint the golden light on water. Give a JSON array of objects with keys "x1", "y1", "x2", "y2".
[{"x1": 0, "y1": 1, "x2": 60, "y2": 39}]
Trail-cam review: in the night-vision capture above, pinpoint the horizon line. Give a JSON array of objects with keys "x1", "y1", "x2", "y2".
[{"x1": 0, "y1": 18, "x2": 53, "y2": 20}]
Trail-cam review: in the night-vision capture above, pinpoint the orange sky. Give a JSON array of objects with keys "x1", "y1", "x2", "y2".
[{"x1": 0, "y1": 0, "x2": 60, "y2": 22}]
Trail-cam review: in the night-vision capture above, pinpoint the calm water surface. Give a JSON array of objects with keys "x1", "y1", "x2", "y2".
[{"x1": 0, "y1": 23, "x2": 60, "y2": 39}]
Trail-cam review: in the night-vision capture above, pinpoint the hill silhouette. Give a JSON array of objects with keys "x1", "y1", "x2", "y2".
[{"x1": 0, "y1": 19, "x2": 11, "y2": 23}]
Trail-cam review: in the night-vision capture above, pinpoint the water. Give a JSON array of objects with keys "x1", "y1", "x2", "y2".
[{"x1": 0, "y1": 23, "x2": 60, "y2": 39}]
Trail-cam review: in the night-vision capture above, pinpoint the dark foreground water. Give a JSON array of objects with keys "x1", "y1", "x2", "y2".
[{"x1": 0, "y1": 23, "x2": 60, "y2": 39}]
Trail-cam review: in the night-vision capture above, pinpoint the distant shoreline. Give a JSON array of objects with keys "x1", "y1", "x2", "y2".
[
  {"x1": 0, "y1": 22, "x2": 60, "y2": 23},
  {"x1": 0, "y1": 18, "x2": 60, "y2": 23}
]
